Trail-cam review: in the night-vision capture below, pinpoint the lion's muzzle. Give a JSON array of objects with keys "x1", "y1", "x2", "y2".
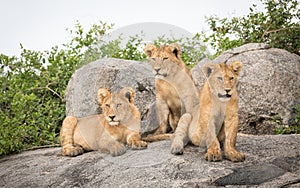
[{"x1": 106, "y1": 115, "x2": 120, "y2": 126}]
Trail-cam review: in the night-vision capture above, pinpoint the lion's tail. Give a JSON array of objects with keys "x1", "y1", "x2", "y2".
[{"x1": 142, "y1": 133, "x2": 173, "y2": 142}]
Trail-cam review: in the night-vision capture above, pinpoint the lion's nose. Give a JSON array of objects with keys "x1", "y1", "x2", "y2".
[
  {"x1": 109, "y1": 115, "x2": 116, "y2": 120},
  {"x1": 154, "y1": 67, "x2": 161, "y2": 73},
  {"x1": 225, "y1": 89, "x2": 231, "y2": 94}
]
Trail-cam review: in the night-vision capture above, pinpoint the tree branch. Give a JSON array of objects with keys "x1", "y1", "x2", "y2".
[{"x1": 265, "y1": 26, "x2": 300, "y2": 35}]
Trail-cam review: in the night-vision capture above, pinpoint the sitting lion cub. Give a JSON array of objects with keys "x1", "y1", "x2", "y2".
[
  {"x1": 171, "y1": 61, "x2": 245, "y2": 162},
  {"x1": 143, "y1": 43, "x2": 199, "y2": 141},
  {"x1": 60, "y1": 87, "x2": 147, "y2": 157}
]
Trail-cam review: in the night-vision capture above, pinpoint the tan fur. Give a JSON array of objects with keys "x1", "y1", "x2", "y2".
[
  {"x1": 143, "y1": 43, "x2": 199, "y2": 142},
  {"x1": 60, "y1": 87, "x2": 147, "y2": 157},
  {"x1": 171, "y1": 61, "x2": 245, "y2": 162}
]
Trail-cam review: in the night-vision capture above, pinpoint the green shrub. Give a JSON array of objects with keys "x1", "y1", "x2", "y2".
[
  {"x1": 0, "y1": 21, "x2": 113, "y2": 156},
  {"x1": 204, "y1": 0, "x2": 300, "y2": 56}
]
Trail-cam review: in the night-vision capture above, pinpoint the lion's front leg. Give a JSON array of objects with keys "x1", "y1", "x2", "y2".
[
  {"x1": 171, "y1": 113, "x2": 192, "y2": 155},
  {"x1": 98, "y1": 131, "x2": 127, "y2": 156},
  {"x1": 127, "y1": 132, "x2": 148, "y2": 150},
  {"x1": 203, "y1": 117, "x2": 222, "y2": 161},
  {"x1": 205, "y1": 138, "x2": 222, "y2": 162},
  {"x1": 109, "y1": 142, "x2": 127, "y2": 156},
  {"x1": 223, "y1": 114, "x2": 245, "y2": 162}
]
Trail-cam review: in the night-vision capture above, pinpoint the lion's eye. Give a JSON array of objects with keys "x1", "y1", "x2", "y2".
[
  {"x1": 218, "y1": 77, "x2": 223, "y2": 81},
  {"x1": 230, "y1": 77, "x2": 234, "y2": 80},
  {"x1": 116, "y1": 103, "x2": 122, "y2": 108},
  {"x1": 105, "y1": 104, "x2": 110, "y2": 108},
  {"x1": 152, "y1": 58, "x2": 156, "y2": 61},
  {"x1": 163, "y1": 57, "x2": 168, "y2": 61}
]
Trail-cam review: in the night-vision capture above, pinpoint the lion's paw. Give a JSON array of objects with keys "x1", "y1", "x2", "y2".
[
  {"x1": 205, "y1": 149, "x2": 222, "y2": 162},
  {"x1": 171, "y1": 140, "x2": 184, "y2": 155},
  {"x1": 62, "y1": 146, "x2": 84, "y2": 157},
  {"x1": 129, "y1": 141, "x2": 148, "y2": 150},
  {"x1": 109, "y1": 143, "x2": 127, "y2": 157},
  {"x1": 225, "y1": 150, "x2": 245, "y2": 162}
]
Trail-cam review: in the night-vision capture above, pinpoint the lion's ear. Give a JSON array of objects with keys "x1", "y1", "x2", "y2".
[
  {"x1": 120, "y1": 87, "x2": 135, "y2": 104},
  {"x1": 169, "y1": 43, "x2": 182, "y2": 58},
  {"x1": 97, "y1": 88, "x2": 111, "y2": 105},
  {"x1": 230, "y1": 61, "x2": 243, "y2": 76},
  {"x1": 202, "y1": 62, "x2": 216, "y2": 78},
  {"x1": 144, "y1": 44, "x2": 156, "y2": 58}
]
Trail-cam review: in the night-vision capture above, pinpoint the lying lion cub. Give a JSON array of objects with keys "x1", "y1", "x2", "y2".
[
  {"x1": 60, "y1": 87, "x2": 147, "y2": 157},
  {"x1": 171, "y1": 61, "x2": 245, "y2": 162}
]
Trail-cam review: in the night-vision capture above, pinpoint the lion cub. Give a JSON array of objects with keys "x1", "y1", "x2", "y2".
[
  {"x1": 171, "y1": 61, "x2": 245, "y2": 162},
  {"x1": 143, "y1": 43, "x2": 199, "y2": 141},
  {"x1": 60, "y1": 87, "x2": 147, "y2": 157}
]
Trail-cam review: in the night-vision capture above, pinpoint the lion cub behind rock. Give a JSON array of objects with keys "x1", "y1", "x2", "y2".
[
  {"x1": 171, "y1": 61, "x2": 245, "y2": 162},
  {"x1": 60, "y1": 87, "x2": 147, "y2": 157}
]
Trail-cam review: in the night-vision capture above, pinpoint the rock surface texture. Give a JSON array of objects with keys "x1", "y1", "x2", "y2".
[
  {"x1": 191, "y1": 43, "x2": 300, "y2": 134},
  {"x1": 0, "y1": 134, "x2": 299, "y2": 187}
]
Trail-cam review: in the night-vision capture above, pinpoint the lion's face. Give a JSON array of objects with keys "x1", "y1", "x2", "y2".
[
  {"x1": 98, "y1": 87, "x2": 137, "y2": 126},
  {"x1": 202, "y1": 61, "x2": 243, "y2": 102},
  {"x1": 144, "y1": 43, "x2": 182, "y2": 78}
]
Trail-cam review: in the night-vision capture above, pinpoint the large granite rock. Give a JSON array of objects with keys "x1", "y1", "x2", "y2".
[
  {"x1": 66, "y1": 44, "x2": 299, "y2": 135},
  {"x1": 0, "y1": 134, "x2": 299, "y2": 187},
  {"x1": 191, "y1": 43, "x2": 300, "y2": 134},
  {"x1": 65, "y1": 58, "x2": 157, "y2": 133}
]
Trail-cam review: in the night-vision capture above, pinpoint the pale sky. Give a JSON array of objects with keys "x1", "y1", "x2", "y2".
[{"x1": 0, "y1": 0, "x2": 263, "y2": 56}]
